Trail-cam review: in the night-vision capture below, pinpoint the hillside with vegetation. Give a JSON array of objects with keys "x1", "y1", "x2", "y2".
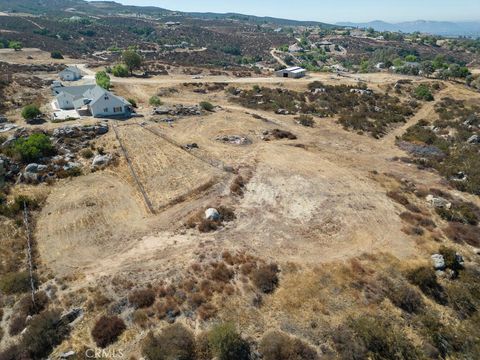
[{"x1": 0, "y1": 1, "x2": 479, "y2": 359}]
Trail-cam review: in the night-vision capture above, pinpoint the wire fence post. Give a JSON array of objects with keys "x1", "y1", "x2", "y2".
[{"x1": 23, "y1": 201, "x2": 36, "y2": 305}]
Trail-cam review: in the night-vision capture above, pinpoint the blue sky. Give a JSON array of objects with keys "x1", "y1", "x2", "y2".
[{"x1": 113, "y1": 0, "x2": 480, "y2": 23}]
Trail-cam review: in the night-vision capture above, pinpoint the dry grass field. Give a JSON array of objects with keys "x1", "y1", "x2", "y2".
[{"x1": 2, "y1": 48, "x2": 480, "y2": 358}]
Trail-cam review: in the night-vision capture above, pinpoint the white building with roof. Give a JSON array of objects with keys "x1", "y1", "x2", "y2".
[
  {"x1": 52, "y1": 84, "x2": 132, "y2": 118},
  {"x1": 275, "y1": 66, "x2": 307, "y2": 79},
  {"x1": 58, "y1": 66, "x2": 83, "y2": 81}
]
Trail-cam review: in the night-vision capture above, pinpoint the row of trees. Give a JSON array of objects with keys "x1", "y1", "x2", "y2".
[{"x1": 0, "y1": 39, "x2": 22, "y2": 51}]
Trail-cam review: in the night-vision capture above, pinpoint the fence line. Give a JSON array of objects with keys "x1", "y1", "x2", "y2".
[
  {"x1": 23, "y1": 202, "x2": 36, "y2": 305},
  {"x1": 112, "y1": 122, "x2": 156, "y2": 214},
  {"x1": 138, "y1": 124, "x2": 227, "y2": 172}
]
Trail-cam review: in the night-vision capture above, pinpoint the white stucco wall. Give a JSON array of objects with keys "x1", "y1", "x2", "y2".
[
  {"x1": 89, "y1": 95, "x2": 129, "y2": 117},
  {"x1": 56, "y1": 92, "x2": 75, "y2": 110}
]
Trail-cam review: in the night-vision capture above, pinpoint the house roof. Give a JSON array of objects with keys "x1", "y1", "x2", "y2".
[
  {"x1": 53, "y1": 84, "x2": 96, "y2": 98},
  {"x1": 59, "y1": 66, "x2": 82, "y2": 77},
  {"x1": 281, "y1": 66, "x2": 306, "y2": 73},
  {"x1": 54, "y1": 85, "x2": 130, "y2": 108}
]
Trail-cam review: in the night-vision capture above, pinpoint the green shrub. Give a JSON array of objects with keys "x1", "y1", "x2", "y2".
[
  {"x1": 0, "y1": 271, "x2": 33, "y2": 294},
  {"x1": 260, "y1": 331, "x2": 319, "y2": 360},
  {"x1": 22, "y1": 310, "x2": 70, "y2": 359},
  {"x1": 414, "y1": 84, "x2": 434, "y2": 101},
  {"x1": 142, "y1": 323, "x2": 196, "y2": 360},
  {"x1": 407, "y1": 266, "x2": 447, "y2": 304},
  {"x1": 112, "y1": 64, "x2": 129, "y2": 77},
  {"x1": 208, "y1": 323, "x2": 250, "y2": 360},
  {"x1": 149, "y1": 96, "x2": 162, "y2": 106},
  {"x1": 95, "y1": 71, "x2": 111, "y2": 90},
  {"x1": 91, "y1": 315, "x2": 126, "y2": 348},
  {"x1": 50, "y1": 51, "x2": 63, "y2": 59},
  {"x1": 200, "y1": 101, "x2": 214, "y2": 111},
  {"x1": 127, "y1": 98, "x2": 137, "y2": 108},
  {"x1": 439, "y1": 246, "x2": 463, "y2": 273},
  {"x1": 11, "y1": 133, "x2": 54, "y2": 163},
  {"x1": 21, "y1": 105, "x2": 41, "y2": 120}
]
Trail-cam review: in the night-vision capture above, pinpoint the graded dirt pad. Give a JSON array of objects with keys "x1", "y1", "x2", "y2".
[
  {"x1": 223, "y1": 144, "x2": 414, "y2": 264},
  {"x1": 35, "y1": 172, "x2": 149, "y2": 273},
  {"x1": 115, "y1": 124, "x2": 222, "y2": 210}
]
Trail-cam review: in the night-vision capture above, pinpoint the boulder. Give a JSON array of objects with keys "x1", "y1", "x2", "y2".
[
  {"x1": 1, "y1": 135, "x2": 17, "y2": 147},
  {"x1": 275, "y1": 108, "x2": 289, "y2": 115},
  {"x1": 431, "y1": 254, "x2": 445, "y2": 270},
  {"x1": 91, "y1": 154, "x2": 111, "y2": 167},
  {"x1": 205, "y1": 208, "x2": 220, "y2": 221},
  {"x1": 63, "y1": 162, "x2": 80, "y2": 171},
  {"x1": 95, "y1": 123, "x2": 109, "y2": 135},
  {"x1": 185, "y1": 143, "x2": 198, "y2": 150},
  {"x1": 60, "y1": 351, "x2": 76, "y2": 359},
  {"x1": 215, "y1": 135, "x2": 251, "y2": 145},
  {"x1": 25, "y1": 163, "x2": 40, "y2": 173},
  {"x1": 426, "y1": 195, "x2": 451, "y2": 209},
  {"x1": 467, "y1": 134, "x2": 480, "y2": 144}
]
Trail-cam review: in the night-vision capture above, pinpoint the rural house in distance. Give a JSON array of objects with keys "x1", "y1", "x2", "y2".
[{"x1": 59, "y1": 65, "x2": 83, "y2": 81}]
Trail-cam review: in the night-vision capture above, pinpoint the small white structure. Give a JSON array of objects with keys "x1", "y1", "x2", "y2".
[
  {"x1": 52, "y1": 84, "x2": 132, "y2": 118},
  {"x1": 276, "y1": 66, "x2": 306, "y2": 79},
  {"x1": 59, "y1": 66, "x2": 83, "y2": 81}
]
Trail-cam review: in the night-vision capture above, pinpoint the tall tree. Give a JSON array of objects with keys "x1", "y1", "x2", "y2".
[{"x1": 122, "y1": 50, "x2": 142, "y2": 75}]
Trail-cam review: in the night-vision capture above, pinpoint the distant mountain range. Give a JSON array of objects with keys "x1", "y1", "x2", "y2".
[
  {"x1": 0, "y1": 0, "x2": 336, "y2": 28},
  {"x1": 337, "y1": 20, "x2": 480, "y2": 37}
]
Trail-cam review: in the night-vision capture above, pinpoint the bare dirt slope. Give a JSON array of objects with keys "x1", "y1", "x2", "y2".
[
  {"x1": 35, "y1": 172, "x2": 150, "y2": 273},
  {"x1": 33, "y1": 70, "x2": 480, "y2": 283}
]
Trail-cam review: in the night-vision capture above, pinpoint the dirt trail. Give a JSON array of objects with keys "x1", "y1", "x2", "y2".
[
  {"x1": 270, "y1": 49, "x2": 287, "y2": 67},
  {"x1": 382, "y1": 84, "x2": 454, "y2": 143}
]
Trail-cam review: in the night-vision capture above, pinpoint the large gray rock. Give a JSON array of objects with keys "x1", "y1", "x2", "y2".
[
  {"x1": 63, "y1": 162, "x2": 80, "y2": 171},
  {"x1": 426, "y1": 195, "x2": 451, "y2": 209},
  {"x1": 205, "y1": 208, "x2": 220, "y2": 221},
  {"x1": 91, "y1": 154, "x2": 111, "y2": 167},
  {"x1": 96, "y1": 123, "x2": 109, "y2": 135},
  {"x1": 431, "y1": 254, "x2": 446, "y2": 270},
  {"x1": 467, "y1": 134, "x2": 480, "y2": 144}
]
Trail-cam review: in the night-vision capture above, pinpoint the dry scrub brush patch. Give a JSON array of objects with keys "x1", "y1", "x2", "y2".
[
  {"x1": 207, "y1": 322, "x2": 250, "y2": 360},
  {"x1": 91, "y1": 315, "x2": 126, "y2": 348},
  {"x1": 128, "y1": 288, "x2": 156, "y2": 309},
  {"x1": 338, "y1": 315, "x2": 421, "y2": 360},
  {"x1": 444, "y1": 223, "x2": 480, "y2": 247},
  {"x1": 250, "y1": 263, "x2": 280, "y2": 294},
  {"x1": 260, "y1": 331, "x2": 319, "y2": 360},
  {"x1": 407, "y1": 266, "x2": 447, "y2": 305},
  {"x1": 142, "y1": 323, "x2": 196, "y2": 360}
]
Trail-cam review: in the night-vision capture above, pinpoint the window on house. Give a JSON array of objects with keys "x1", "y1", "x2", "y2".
[
  {"x1": 113, "y1": 106, "x2": 122, "y2": 113},
  {"x1": 104, "y1": 95, "x2": 109, "y2": 100},
  {"x1": 103, "y1": 108, "x2": 108, "y2": 112}
]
